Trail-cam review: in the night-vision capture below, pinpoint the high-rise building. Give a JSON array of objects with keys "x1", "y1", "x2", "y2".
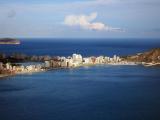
[{"x1": 72, "y1": 54, "x2": 83, "y2": 63}]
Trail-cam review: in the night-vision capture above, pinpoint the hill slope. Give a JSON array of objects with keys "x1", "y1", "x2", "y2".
[{"x1": 125, "y1": 48, "x2": 160, "y2": 63}]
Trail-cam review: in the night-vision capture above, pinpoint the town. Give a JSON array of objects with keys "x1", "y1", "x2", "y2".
[{"x1": 0, "y1": 53, "x2": 136, "y2": 77}]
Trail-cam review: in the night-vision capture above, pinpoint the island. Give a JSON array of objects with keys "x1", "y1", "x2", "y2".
[
  {"x1": 0, "y1": 38, "x2": 20, "y2": 44},
  {"x1": 0, "y1": 48, "x2": 160, "y2": 78}
]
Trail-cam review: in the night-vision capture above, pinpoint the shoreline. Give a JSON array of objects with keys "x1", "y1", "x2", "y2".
[
  {"x1": 142, "y1": 62, "x2": 160, "y2": 67},
  {"x1": 0, "y1": 48, "x2": 160, "y2": 78},
  {"x1": 0, "y1": 62, "x2": 148, "y2": 78},
  {"x1": 0, "y1": 74, "x2": 15, "y2": 78},
  {"x1": 0, "y1": 63, "x2": 159, "y2": 79}
]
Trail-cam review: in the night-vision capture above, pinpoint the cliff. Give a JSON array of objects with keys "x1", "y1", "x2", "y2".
[
  {"x1": 125, "y1": 48, "x2": 160, "y2": 63},
  {"x1": 0, "y1": 38, "x2": 20, "y2": 44}
]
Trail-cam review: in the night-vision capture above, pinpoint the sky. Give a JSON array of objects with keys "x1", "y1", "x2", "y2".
[{"x1": 0, "y1": 0, "x2": 160, "y2": 38}]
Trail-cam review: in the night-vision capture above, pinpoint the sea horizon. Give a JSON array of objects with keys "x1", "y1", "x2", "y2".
[{"x1": 1, "y1": 38, "x2": 160, "y2": 57}]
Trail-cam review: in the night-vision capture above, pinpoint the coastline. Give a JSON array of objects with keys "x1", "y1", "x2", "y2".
[
  {"x1": 142, "y1": 62, "x2": 160, "y2": 67},
  {"x1": 0, "y1": 62, "x2": 160, "y2": 78},
  {"x1": 0, "y1": 74, "x2": 15, "y2": 78},
  {"x1": 0, "y1": 47, "x2": 160, "y2": 78},
  {"x1": 0, "y1": 62, "x2": 140, "y2": 78}
]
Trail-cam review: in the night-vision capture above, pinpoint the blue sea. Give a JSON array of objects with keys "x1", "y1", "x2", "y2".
[
  {"x1": 0, "y1": 38, "x2": 160, "y2": 120},
  {"x1": 0, "y1": 38, "x2": 160, "y2": 57}
]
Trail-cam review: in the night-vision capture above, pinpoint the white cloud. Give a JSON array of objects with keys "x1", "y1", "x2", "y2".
[{"x1": 64, "y1": 12, "x2": 122, "y2": 31}]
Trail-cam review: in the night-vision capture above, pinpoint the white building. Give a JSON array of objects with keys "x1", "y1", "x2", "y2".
[
  {"x1": 83, "y1": 58, "x2": 90, "y2": 64},
  {"x1": 6, "y1": 63, "x2": 12, "y2": 70},
  {"x1": 104, "y1": 57, "x2": 110, "y2": 62},
  {"x1": 113, "y1": 55, "x2": 117, "y2": 62},
  {"x1": 61, "y1": 57, "x2": 68, "y2": 67},
  {"x1": 20, "y1": 66, "x2": 25, "y2": 71},
  {"x1": 95, "y1": 56, "x2": 104, "y2": 64},
  {"x1": 36, "y1": 64, "x2": 42, "y2": 70},
  {"x1": 45, "y1": 61, "x2": 50, "y2": 68},
  {"x1": 26, "y1": 65, "x2": 34, "y2": 71},
  {"x1": 113, "y1": 55, "x2": 121, "y2": 62},
  {"x1": 60, "y1": 57, "x2": 75, "y2": 67},
  {"x1": 109, "y1": 58, "x2": 113, "y2": 62},
  {"x1": 83, "y1": 57, "x2": 93, "y2": 64},
  {"x1": 72, "y1": 54, "x2": 83, "y2": 63},
  {"x1": 66, "y1": 58, "x2": 74, "y2": 67}
]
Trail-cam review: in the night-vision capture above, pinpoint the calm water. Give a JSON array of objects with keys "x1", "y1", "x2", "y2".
[
  {"x1": 0, "y1": 39, "x2": 160, "y2": 120},
  {"x1": 0, "y1": 38, "x2": 160, "y2": 56},
  {"x1": 0, "y1": 66, "x2": 160, "y2": 120}
]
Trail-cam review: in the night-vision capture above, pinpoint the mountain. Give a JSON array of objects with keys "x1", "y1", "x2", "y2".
[{"x1": 0, "y1": 38, "x2": 20, "y2": 44}]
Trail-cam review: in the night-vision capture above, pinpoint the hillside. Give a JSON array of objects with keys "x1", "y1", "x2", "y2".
[{"x1": 125, "y1": 48, "x2": 160, "y2": 63}]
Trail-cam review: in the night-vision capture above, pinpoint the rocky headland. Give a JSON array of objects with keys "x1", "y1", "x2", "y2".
[{"x1": 123, "y1": 48, "x2": 160, "y2": 66}]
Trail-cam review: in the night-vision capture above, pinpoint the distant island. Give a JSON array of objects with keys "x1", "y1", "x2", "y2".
[
  {"x1": 0, "y1": 48, "x2": 160, "y2": 78},
  {"x1": 0, "y1": 38, "x2": 20, "y2": 44}
]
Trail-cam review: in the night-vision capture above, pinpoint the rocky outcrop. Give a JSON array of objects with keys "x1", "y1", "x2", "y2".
[{"x1": 124, "y1": 48, "x2": 160, "y2": 63}]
